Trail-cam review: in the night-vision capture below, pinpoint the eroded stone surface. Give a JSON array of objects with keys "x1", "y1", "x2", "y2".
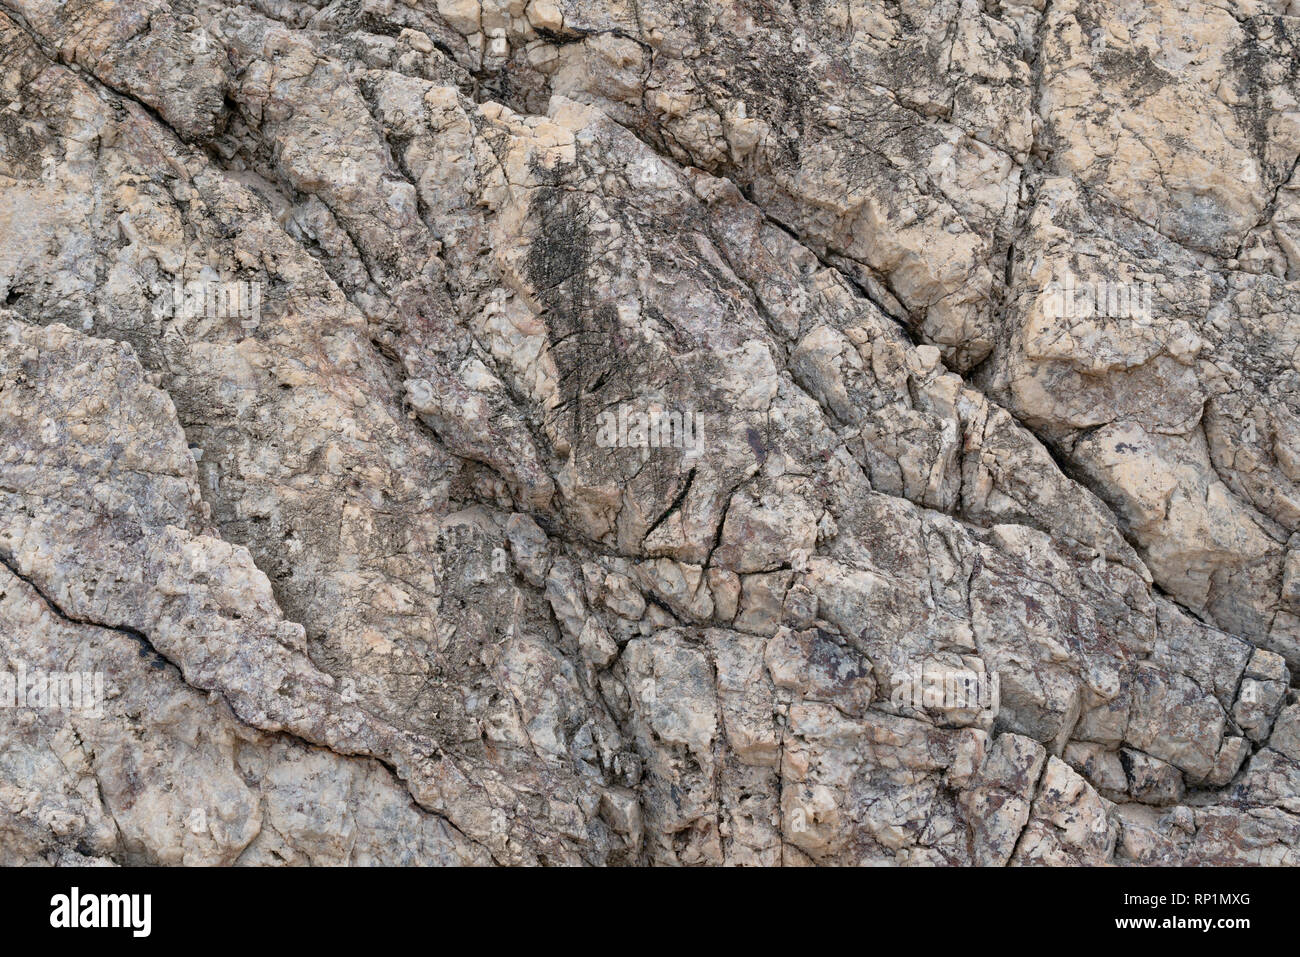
[{"x1": 1, "y1": 0, "x2": 1298, "y2": 866}]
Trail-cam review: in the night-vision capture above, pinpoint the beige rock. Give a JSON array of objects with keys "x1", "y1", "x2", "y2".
[{"x1": 1, "y1": 0, "x2": 1297, "y2": 868}]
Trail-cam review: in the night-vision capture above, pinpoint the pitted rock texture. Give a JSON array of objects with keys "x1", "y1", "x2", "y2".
[{"x1": 0, "y1": 0, "x2": 1298, "y2": 865}]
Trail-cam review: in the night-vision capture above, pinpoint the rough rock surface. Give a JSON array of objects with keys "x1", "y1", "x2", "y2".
[{"x1": 0, "y1": 0, "x2": 1298, "y2": 865}]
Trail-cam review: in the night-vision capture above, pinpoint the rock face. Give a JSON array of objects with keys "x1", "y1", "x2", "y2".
[{"x1": 0, "y1": 0, "x2": 1298, "y2": 866}]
